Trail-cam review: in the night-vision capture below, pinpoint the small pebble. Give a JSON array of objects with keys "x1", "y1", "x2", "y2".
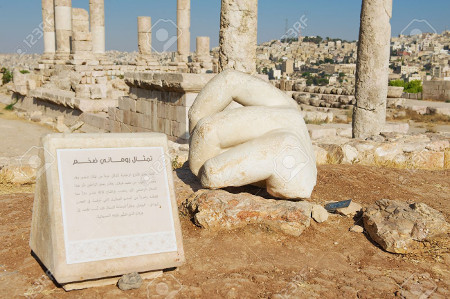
[
  {"x1": 117, "y1": 272, "x2": 143, "y2": 291},
  {"x1": 350, "y1": 225, "x2": 364, "y2": 233}
]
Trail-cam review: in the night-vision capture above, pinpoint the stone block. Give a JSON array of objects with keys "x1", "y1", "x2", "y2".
[
  {"x1": 90, "y1": 84, "x2": 107, "y2": 99},
  {"x1": 157, "y1": 102, "x2": 164, "y2": 118},
  {"x1": 136, "y1": 113, "x2": 146, "y2": 128},
  {"x1": 118, "y1": 98, "x2": 128, "y2": 111},
  {"x1": 72, "y1": 31, "x2": 92, "y2": 41},
  {"x1": 142, "y1": 115, "x2": 153, "y2": 130},
  {"x1": 157, "y1": 118, "x2": 164, "y2": 133},
  {"x1": 96, "y1": 76, "x2": 107, "y2": 85},
  {"x1": 181, "y1": 92, "x2": 198, "y2": 107},
  {"x1": 143, "y1": 100, "x2": 152, "y2": 116},
  {"x1": 136, "y1": 99, "x2": 145, "y2": 114},
  {"x1": 92, "y1": 71, "x2": 105, "y2": 77},
  {"x1": 308, "y1": 127, "x2": 337, "y2": 140},
  {"x1": 168, "y1": 105, "x2": 177, "y2": 121},
  {"x1": 122, "y1": 110, "x2": 131, "y2": 124},
  {"x1": 128, "y1": 97, "x2": 136, "y2": 112},
  {"x1": 109, "y1": 119, "x2": 120, "y2": 133},
  {"x1": 130, "y1": 112, "x2": 139, "y2": 127},
  {"x1": 164, "y1": 119, "x2": 171, "y2": 136},
  {"x1": 176, "y1": 106, "x2": 189, "y2": 125},
  {"x1": 411, "y1": 150, "x2": 444, "y2": 169},
  {"x1": 108, "y1": 107, "x2": 116, "y2": 120},
  {"x1": 382, "y1": 123, "x2": 409, "y2": 134},
  {"x1": 72, "y1": 41, "x2": 93, "y2": 52},
  {"x1": 313, "y1": 145, "x2": 328, "y2": 165}
]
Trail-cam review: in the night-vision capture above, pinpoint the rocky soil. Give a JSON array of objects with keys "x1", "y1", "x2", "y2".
[{"x1": 0, "y1": 164, "x2": 448, "y2": 298}]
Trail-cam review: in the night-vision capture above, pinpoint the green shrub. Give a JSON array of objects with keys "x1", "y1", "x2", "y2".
[
  {"x1": 389, "y1": 79, "x2": 422, "y2": 93},
  {"x1": 404, "y1": 80, "x2": 422, "y2": 93},
  {"x1": 1, "y1": 68, "x2": 13, "y2": 84},
  {"x1": 389, "y1": 79, "x2": 405, "y2": 87},
  {"x1": 20, "y1": 70, "x2": 30, "y2": 74}
]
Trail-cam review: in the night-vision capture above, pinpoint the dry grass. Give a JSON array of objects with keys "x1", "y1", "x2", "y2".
[
  {"x1": 387, "y1": 108, "x2": 450, "y2": 124},
  {"x1": 0, "y1": 103, "x2": 20, "y2": 120},
  {"x1": 0, "y1": 181, "x2": 34, "y2": 195},
  {"x1": 304, "y1": 119, "x2": 326, "y2": 125},
  {"x1": 333, "y1": 110, "x2": 353, "y2": 124}
]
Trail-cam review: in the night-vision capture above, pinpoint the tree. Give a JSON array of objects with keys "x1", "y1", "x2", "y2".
[{"x1": 404, "y1": 80, "x2": 422, "y2": 93}]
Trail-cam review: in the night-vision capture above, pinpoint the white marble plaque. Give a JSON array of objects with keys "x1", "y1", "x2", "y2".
[{"x1": 56, "y1": 147, "x2": 177, "y2": 264}]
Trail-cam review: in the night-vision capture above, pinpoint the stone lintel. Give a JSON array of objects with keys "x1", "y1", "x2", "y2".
[
  {"x1": 124, "y1": 72, "x2": 215, "y2": 93},
  {"x1": 30, "y1": 88, "x2": 118, "y2": 112}
]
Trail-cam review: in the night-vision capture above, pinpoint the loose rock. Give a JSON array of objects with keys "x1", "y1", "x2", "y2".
[
  {"x1": 184, "y1": 189, "x2": 312, "y2": 236},
  {"x1": 117, "y1": 272, "x2": 143, "y2": 291},
  {"x1": 337, "y1": 201, "x2": 362, "y2": 217},
  {"x1": 311, "y1": 205, "x2": 328, "y2": 223},
  {"x1": 363, "y1": 199, "x2": 449, "y2": 253},
  {"x1": 349, "y1": 225, "x2": 364, "y2": 233}
]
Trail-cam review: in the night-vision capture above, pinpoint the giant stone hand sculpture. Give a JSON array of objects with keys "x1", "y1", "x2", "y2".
[{"x1": 188, "y1": 69, "x2": 317, "y2": 199}]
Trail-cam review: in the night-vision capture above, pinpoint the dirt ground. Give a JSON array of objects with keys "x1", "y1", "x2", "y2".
[{"x1": 0, "y1": 164, "x2": 448, "y2": 299}]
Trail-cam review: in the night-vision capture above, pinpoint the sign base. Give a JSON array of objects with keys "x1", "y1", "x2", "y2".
[{"x1": 62, "y1": 270, "x2": 163, "y2": 291}]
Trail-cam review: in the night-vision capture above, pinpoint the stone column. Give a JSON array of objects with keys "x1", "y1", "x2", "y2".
[
  {"x1": 196, "y1": 36, "x2": 210, "y2": 58},
  {"x1": 54, "y1": 0, "x2": 72, "y2": 57},
  {"x1": 42, "y1": 0, "x2": 55, "y2": 57},
  {"x1": 177, "y1": 0, "x2": 190, "y2": 62},
  {"x1": 195, "y1": 36, "x2": 212, "y2": 72},
  {"x1": 353, "y1": 0, "x2": 392, "y2": 138},
  {"x1": 219, "y1": 0, "x2": 258, "y2": 74},
  {"x1": 138, "y1": 17, "x2": 152, "y2": 55},
  {"x1": 89, "y1": 0, "x2": 105, "y2": 54},
  {"x1": 71, "y1": 8, "x2": 94, "y2": 64}
]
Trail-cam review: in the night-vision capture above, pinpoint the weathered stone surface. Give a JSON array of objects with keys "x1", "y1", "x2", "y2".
[
  {"x1": 30, "y1": 111, "x2": 43, "y2": 122},
  {"x1": 124, "y1": 72, "x2": 215, "y2": 93},
  {"x1": 410, "y1": 150, "x2": 444, "y2": 169},
  {"x1": 313, "y1": 145, "x2": 328, "y2": 165},
  {"x1": 55, "y1": 116, "x2": 70, "y2": 133},
  {"x1": 301, "y1": 111, "x2": 333, "y2": 123},
  {"x1": 341, "y1": 144, "x2": 358, "y2": 164},
  {"x1": 363, "y1": 199, "x2": 449, "y2": 253},
  {"x1": 184, "y1": 190, "x2": 312, "y2": 236},
  {"x1": 117, "y1": 272, "x2": 143, "y2": 291},
  {"x1": 387, "y1": 86, "x2": 404, "y2": 98},
  {"x1": 382, "y1": 123, "x2": 409, "y2": 134},
  {"x1": 308, "y1": 127, "x2": 337, "y2": 140},
  {"x1": 30, "y1": 88, "x2": 117, "y2": 112}
]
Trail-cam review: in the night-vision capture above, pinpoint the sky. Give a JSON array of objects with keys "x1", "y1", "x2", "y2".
[{"x1": 0, "y1": 0, "x2": 449, "y2": 54}]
